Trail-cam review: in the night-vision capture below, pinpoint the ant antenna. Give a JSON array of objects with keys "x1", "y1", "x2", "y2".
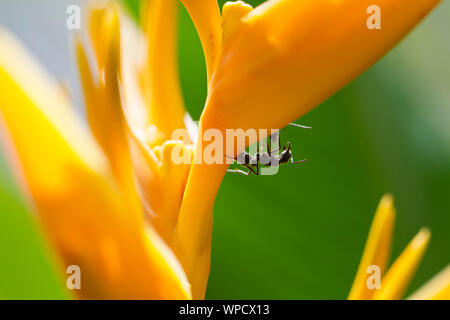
[{"x1": 289, "y1": 123, "x2": 312, "y2": 130}]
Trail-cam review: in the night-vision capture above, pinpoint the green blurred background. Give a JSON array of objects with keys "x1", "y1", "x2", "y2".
[{"x1": 0, "y1": 0, "x2": 448, "y2": 299}]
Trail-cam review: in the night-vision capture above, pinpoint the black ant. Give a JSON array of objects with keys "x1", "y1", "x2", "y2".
[{"x1": 227, "y1": 123, "x2": 311, "y2": 176}]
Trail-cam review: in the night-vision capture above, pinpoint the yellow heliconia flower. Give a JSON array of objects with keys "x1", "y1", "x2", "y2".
[
  {"x1": 348, "y1": 195, "x2": 449, "y2": 300},
  {"x1": 176, "y1": 0, "x2": 440, "y2": 298},
  {"x1": 0, "y1": 0, "x2": 441, "y2": 300},
  {"x1": 0, "y1": 7, "x2": 191, "y2": 300}
]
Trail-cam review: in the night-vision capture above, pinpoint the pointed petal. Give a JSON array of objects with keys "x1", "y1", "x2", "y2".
[
  {"x1": 180, "y1": 0, "x2": 222, "y2": 81},
  {"x1": 143, "y1": 0, "x2": 186, "y2": 143},
  {"x1": 0, "y1": 28, "x2": 107, "y2": 196},
  {"x1": 204, "y1": 0, "x2": 441, "y2": 133},
  {"x1": 81, "y1": 5, "x2": 129, "y2": 169},
  {"x1": 373, "y1": 228, "x2": 431, "y2": 300},
  {"x1": 119, "y1": 2, "x2": 195, "y2": 244},
  {"x1": 0, "y1": 29, "x2": 191, "y2": 299},
  {"x1": 88, "y1": 3, "x2": 118, "y2": 72},
  {"x1": 175, "y1": 159, "x2": 227, "y2": 299},
  {"x1": 78, "y1": 8, "x2": 144, "y2": 227},
  {"x1": 408, "y1": 264, "x2": 450, "y2": 300},
  {"x1": 408, "y1": 265, "x2": 450, "y2": 300},
  {"x1": 348, "y1": 194, "x2": 396, "y2": 300}
]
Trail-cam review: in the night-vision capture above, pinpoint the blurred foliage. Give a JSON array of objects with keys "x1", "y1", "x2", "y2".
[
  {"x1": 0, "y1": 156, "x2": 69, "y2": 299},
  {"x1": 0, "y1": 0, "x2": 448, "y2": 299}
]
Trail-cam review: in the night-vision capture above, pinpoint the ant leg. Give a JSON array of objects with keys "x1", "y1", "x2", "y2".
[
  {"x1": 271, "y1": 147, "x2": 281, "y2": 154},
  {"x1": 270, "y1": 135, "x2": 279, "y2": 154},
  {"x1": 225, "y1": 155, "x2": 237, "y2": 166},
  {"x1": 255, "y1": 139, "x2": 261, "y2": 176},
  {"x1": 227, "y1": 168, "x2": 251, "y2": 176},
  {"x1": 291, "y1": 156, "x2": 307, "y2": 164},
  {"x1": 225, "y1": 154, "x2": 236, "y2": 161},
  {"x1": 256, "y1": 138, "x2": 260, "y2": 161},
  {"x1": 279, "y1": 133, "x2": 282, "y2": 152},
  {"x1": 289, "y1": 123, "x2": 312, "y2": 130},
  {"x1": 244, "y1": 164, "x2": 259, "y2": 175}
]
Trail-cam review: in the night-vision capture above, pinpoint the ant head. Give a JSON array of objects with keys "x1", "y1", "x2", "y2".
[{"x1": 279, "y1": 147, "x2": 292, "y2": 164}]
